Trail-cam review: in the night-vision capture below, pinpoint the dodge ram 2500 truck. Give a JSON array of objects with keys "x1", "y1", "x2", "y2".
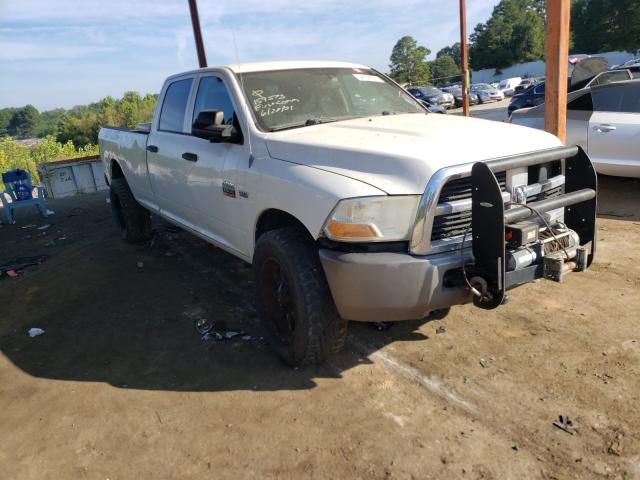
[{"x1": 99, "y1": 61, "x2": 597, "y2": 367}]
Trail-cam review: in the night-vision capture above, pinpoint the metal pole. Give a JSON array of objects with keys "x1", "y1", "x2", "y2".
[
  {"x1": 459, "y1": 0, "x2": 470, "y2": 116},
  {"x1": 188, "y1": 0, "x2": 207, "y2": 68},
  {"x1": 544, "y1": 0, "x2": 570, "y2": 143}
]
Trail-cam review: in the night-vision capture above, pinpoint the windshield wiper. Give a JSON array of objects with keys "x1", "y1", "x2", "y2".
[{"x1": 269, "y1": 118, "x2": 339, "y2": 132}]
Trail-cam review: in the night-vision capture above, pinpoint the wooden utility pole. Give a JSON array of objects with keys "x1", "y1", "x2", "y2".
[
  {"x1": 544, "y1": 0, "x2": 571, "y2": 143},
  {"x1": 188, "y1": 0, "x2": 207, "y2": 68},
  {"x1": 459, "y1": 0, "x2": 470, "y2": 116}
]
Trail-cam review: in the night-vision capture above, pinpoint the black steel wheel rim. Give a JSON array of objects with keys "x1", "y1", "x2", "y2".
[{"x1": 260, "y1": 257, "x2": 296, "y2": 344}]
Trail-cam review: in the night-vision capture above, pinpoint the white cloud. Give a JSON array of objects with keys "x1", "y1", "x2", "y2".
[
  {"x1": 0, "y1": 41, "x2": 114, "y2": 61},
  {"x1": 0, "y1": 0, "x2": 500, "y2": 109}
]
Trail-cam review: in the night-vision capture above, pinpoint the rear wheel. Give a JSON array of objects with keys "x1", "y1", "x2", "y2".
[
  {"x1": 253, "y1": 227, "x2": 347, "y2": 367},
  {"x1": 109, "y1": 177, "x2": 151, "y2": 243}
]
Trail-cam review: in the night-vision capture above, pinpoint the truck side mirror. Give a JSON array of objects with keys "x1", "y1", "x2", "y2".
[{"x1": 192, "y1": 109, "x2": 241, "y2": 143}]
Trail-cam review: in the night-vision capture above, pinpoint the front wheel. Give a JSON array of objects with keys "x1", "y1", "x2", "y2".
[{"x1": 253, "y1": 228, "x2": 347, "y2": 367}]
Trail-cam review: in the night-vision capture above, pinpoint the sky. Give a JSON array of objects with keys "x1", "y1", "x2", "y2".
[{"x1": 0, "y1": 0, "x2": 499, "y2": 111}]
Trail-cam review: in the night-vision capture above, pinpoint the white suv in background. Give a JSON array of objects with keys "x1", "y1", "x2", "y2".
[{"x1": 511, "y1": 79, "x2": 640, "y2": 178}]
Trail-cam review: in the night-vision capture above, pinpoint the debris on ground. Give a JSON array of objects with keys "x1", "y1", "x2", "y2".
[
  {"x1": 553, "y1": 415, "x2": 578, "y2": 435},
  {"x1": 37, "y1": 224, "x2": 50, "y2": 230},
  {"x1": 194, "y1": 318, "x2": 246, "y2": 342},
  {"x1": 373, "y1": 321, "x2": 394, "y2": 331},
  {"x1": 28, "y1": 328, "x2": 45, "y2": 338},
  {"x1": 436, "y1": 325, "x2": 447, "y2": 334},
  {"x1": 479, "y1": 358, "x2": 489, "y2": 368},
  {"x1": 136, "y1": 261, "x2": 144, "y2": 268},
  {"x1": 20, "y1": 224, "x2": 36, "y2": 229},
  {"x1": 46, "y1": 209, "x2": 55, "y2": 215},
  {"x1": 0, "y1": 255, "x2": 48, "y2": 277},
  {"x1": 105, "y1": 197, "x2": 111, "y2": 204},
  {"x1": 607, "y1": 432, "x2": 624, "y2": 456}
]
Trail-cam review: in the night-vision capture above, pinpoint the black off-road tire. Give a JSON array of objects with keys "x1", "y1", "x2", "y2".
[
  {"x1": 109, "y1": 177, "x2": 151, "y2": 243},
  {"x1": 253, "y1": 227, "x2": 347, "y2": 367}
]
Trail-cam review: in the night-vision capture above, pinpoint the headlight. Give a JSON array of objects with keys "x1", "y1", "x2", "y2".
[{"x1": 322, "y1": 196, "x2": 420, "y2": 242}]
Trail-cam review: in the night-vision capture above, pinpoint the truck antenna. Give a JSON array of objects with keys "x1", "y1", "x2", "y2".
[{"x1": 232, "y1": 31, "x2": 254, "y2": 165}]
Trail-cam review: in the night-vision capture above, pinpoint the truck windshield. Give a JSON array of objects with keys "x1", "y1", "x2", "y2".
[{"x1": 236, "y1": 68, "x2": 425, "y2": 131}]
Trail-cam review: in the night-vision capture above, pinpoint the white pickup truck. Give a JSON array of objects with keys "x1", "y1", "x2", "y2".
[{"x1": 99, "y1": 61, "x2": 597, "y2": 366}]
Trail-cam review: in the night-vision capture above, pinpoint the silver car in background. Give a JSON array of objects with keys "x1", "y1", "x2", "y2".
[
  {"x1": 510, "y1": 79, "x2": 640, "y2": 178},
  {"x1": 407, "y1": 86, "x2": 455, "y2": 109},
  {"x1": 471, "y1": 83, "x2": 505, "y2": 103}
]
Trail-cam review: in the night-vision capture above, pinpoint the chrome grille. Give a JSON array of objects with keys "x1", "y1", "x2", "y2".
[
  {"x1": 431, "y1": 172, "x2": 506, "y2": 241},
  {"x1": 527, "y1": 185, "x2": 564, "y2": 202}
]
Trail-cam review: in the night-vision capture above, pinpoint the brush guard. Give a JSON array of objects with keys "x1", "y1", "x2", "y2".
[{"x1": 469, "y1": 145, "x2": 597, "y2": 309}]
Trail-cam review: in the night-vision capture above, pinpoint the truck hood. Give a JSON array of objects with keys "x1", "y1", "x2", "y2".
[{"x1": 264, "y1": 113, "x2": 562, "y2": 194}]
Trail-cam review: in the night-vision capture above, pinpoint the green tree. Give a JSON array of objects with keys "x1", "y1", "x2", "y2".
[
  {"x1": 572, "y1": 0, "x2": 640, "y2": 54},
  {"x1": 8, "y1": 105, "x2": 41, "y2": 138},
  {"x1": 437, "y1": 43, "x2": 462, "y2": 67},
  {"x1": 3, "y1": 91, "x2": 158, "y2": 148},
  {"x1": 0, "y1": 108, "x2": 18, "y2": 136},
  {"x1": 469, "y1": 0, "x2": 546, "y2": 70},
  {"x1": 37, "y1": 108, "x2": 66, "y2": 137},
  {"x1": 429, "y1": 56, "x2": 460, "y2": 86},
  {"x1": 389, "y1": 36, "x2": 432, "y2": 85}
]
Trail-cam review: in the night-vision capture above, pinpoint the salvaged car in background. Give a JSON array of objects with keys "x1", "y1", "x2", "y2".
[
  {"x1": 407, "y1": 86, "x2": 455, "y2": 109},
  {"x1": 471, "y1": 83, "x2": 505, "y2": 103},
  {"x1": 441, "y1": 86, "x2": 479, "y2": 107}
]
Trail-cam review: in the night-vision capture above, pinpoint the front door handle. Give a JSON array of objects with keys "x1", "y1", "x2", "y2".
[
  {"x1": 594, "y1": 124, "x2": 616, "y2": 132},
  {"x1": 182, "y1": 152, "x2": 198, "y2": 162},
  {"x1": 146, "y1": 144, "x2": 159, "y2": 153}
]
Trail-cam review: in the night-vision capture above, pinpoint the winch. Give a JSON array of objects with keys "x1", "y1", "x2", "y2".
[{"x1": 463, "y1": 145, "x2": 597, "y2": 309}]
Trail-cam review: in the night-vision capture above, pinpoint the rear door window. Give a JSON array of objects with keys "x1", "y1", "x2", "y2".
[
  {"x1": 159, "y1": 78, "x2": 193, "y2": 132},
  {"x1": 592, "y1": 85, "x2": 625, "y2": 112},
  {"x1": 567, "y1": 91, "x2": 593, "y2": 111},
  {"x1": 192, "y1": 76, "x2": 236, "y2": 126},
  {"x1": 620, "y1": 83, "x2": 640, "y2": 113}
]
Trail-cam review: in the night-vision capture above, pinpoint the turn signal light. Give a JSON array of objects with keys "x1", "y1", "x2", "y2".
[{"x1": 325, "y1": 222, "x2": 380, "y2": 239}]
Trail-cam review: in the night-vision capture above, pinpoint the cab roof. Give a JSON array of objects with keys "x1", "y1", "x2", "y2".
[{"x1": 170, "y1": 60, "x2": 370, "y2": 79}]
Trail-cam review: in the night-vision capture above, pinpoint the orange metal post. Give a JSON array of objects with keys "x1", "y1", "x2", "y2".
[{"x1": 544, "y1": 0, "x2": 571, "y2": 143}]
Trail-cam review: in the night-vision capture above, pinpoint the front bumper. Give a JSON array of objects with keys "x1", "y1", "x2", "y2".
[
  {"x1": 319, "y1": 249, "x2": 471, "y2": 322},
  {"x1": 320, "y1": 145, "x2": 597, "y2": 322}
]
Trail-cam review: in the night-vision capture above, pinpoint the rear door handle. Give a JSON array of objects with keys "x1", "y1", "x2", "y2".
[
  {"x1": 181, "y1": 152, "x2": 198, "y2": 162},
  {"x1": 146, "y1": 145, "x2": 159, "y2": 153},
  {"x1": 594, "y1": 124, "x2": 616, "y2": 132}
]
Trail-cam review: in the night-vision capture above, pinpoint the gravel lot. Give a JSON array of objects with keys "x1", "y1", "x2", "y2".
[{"x1": 1, "y1": 169, "x2": 639, "y2": 478}]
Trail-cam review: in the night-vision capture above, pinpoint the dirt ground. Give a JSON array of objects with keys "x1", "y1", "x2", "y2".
[{"x1": 1, "y1": 175, "x2": 639, "y2": 480}]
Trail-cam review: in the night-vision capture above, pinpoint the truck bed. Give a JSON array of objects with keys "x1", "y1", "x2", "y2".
[{"x1": 98, "y1": 125, "x2": 151, "y2": 200}]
